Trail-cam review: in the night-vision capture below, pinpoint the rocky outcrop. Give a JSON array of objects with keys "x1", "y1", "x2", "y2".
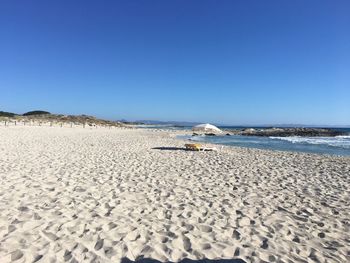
[{"x1": 229, "y1": 127, "x2": 345, "y2": 137}]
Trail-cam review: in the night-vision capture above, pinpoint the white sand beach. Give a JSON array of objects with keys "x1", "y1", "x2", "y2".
[{"x1": 0, "y1": 126, "x2": 349, "y2": 263}]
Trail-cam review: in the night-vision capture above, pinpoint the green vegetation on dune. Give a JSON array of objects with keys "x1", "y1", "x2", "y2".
[
  {"x1": 0, "y1": 109, "x2": 132, "y2": 127},
  {"x1": 22, "y1": 110, "x2": 51, "y2": 116},
  {"x1": 0, "y1": 111, "x2": 17, "y2": 117}
]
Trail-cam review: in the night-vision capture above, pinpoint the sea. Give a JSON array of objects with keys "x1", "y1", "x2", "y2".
[{"x1": 140, "y1": 125, "x2": 350, "y2": 156}]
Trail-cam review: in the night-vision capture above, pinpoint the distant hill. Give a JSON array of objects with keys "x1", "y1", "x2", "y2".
[
  {"x1": 0, "y1": 111, "x2": 17, "y2": 118},
  {"x1": 23, "y1": 110, "x2": 51, "y2": 116}
]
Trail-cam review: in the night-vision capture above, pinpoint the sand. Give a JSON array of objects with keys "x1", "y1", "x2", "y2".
[{"x1": 0, "y1": 126, "x2": 349, "y2": 263}]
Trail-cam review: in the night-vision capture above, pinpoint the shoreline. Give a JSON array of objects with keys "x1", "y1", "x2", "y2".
[
  {"x1": 177, "y1": 133, "x2": 350, "y2": 158},
  {"x1": 0, "y1": 126, "x2": 349, "y2": 262}
]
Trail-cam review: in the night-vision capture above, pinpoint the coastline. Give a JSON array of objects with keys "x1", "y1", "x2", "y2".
[{"x1": 0, "y1": 126, "x2": 349, "y2": 262}]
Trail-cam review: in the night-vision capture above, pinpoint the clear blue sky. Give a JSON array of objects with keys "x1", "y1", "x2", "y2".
[{"x1": 0, "y1": 1, "x2": 349, "y2": 125}]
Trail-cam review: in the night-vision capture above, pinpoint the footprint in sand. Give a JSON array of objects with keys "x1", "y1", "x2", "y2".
[
  {"x1": 94, "y1": 239, "x2": 104, "y2": 251},
  {"x1": 198, "y1": 225, "x2": 212, "y2": 233},
  {"x1": 11, "y1": 250, "x2": 23, "y2": 261},
  {"x1": 232, "y1": 229, "x2": 241, "y2": 240},
  {"x1": 261, "y1": 238, "x2": 269, "y2": 249},
  {"x1": 8, "y1": 225, "x2": 16, "y2": 233},
  {"x1": 318, "y1": 232, "x2": 326, "y2": 238},
  {"x1": 200, "y1": 243, "x2": 211, "y2": 250},
  {"x1": 63, "y1": 250, "x2": 72, "y2": 261},
  {"x1": 18, "y1": 206, "x2": 29, "y2": 212},
  {"x1": 33, "y1": 255, "x2": 43, "y2": 262}
]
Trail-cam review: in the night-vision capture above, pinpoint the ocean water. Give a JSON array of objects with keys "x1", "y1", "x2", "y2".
[
  {"x1": 180, "y1": 134, "x2": 350, "y2": 156},
  {"x1": 179, "y1": 127, "x2": 350, "y2": 156},
  {"x1": 138, "y1": 125, "x2": 350, "y2": 156}
]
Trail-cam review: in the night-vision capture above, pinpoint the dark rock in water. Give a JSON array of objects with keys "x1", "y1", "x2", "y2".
[
  {"x1": 192, "y1": 133, "x2": 199, "y2": 136},
  {"x1": 226, "y1": 133, "x2": 231, "y2": 136},
  {"x1": 205, "y1": 133, "x2": 216, "y2": 136},
  {"x1": 229, "y1": 127, "x2": 345, "y2": 137}
]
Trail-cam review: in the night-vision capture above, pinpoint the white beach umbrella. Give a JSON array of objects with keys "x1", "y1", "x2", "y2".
[{"x1": 192, "y1": 123, "x2": 222, "y2": 134}]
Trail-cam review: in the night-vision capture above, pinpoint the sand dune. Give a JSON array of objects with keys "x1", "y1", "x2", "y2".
[{"x1": 0, "y1": 126, "x2": 349, "y2": 262}]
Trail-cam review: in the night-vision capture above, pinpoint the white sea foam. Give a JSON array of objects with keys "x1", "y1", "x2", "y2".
[
  {"x1": 335, "y1": 135, "x2": 350, "y2": 138},
  {"x1": 188, "y1": 135, "x2": 206, "y2": 142},
  {"x1": 270, "y1": 136, "x2": 350, "y2": 149},
  {"x1": 180, "y1": 134, "x2": 350, "y2": 155}
]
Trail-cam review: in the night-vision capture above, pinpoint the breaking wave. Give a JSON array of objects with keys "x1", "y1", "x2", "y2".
[
  {"x1": 177, "y1": 128, "x2": 350, "y2": 156},
  {"x1": 270, "y1": 136, "x2": 350, "y2": 149}
]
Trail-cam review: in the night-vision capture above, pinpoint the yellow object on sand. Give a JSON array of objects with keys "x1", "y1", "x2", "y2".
[
  {"x1": 185, "y1": 143, "x2": 202, "y2": 151},
  {"x1": 185, "y1": 144, "x2": 217, "y2": 151}
]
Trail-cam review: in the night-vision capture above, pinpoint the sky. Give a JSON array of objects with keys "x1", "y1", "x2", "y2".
[{"x1": 0, "y1": 1, "x2": 349, "y2": 125}]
